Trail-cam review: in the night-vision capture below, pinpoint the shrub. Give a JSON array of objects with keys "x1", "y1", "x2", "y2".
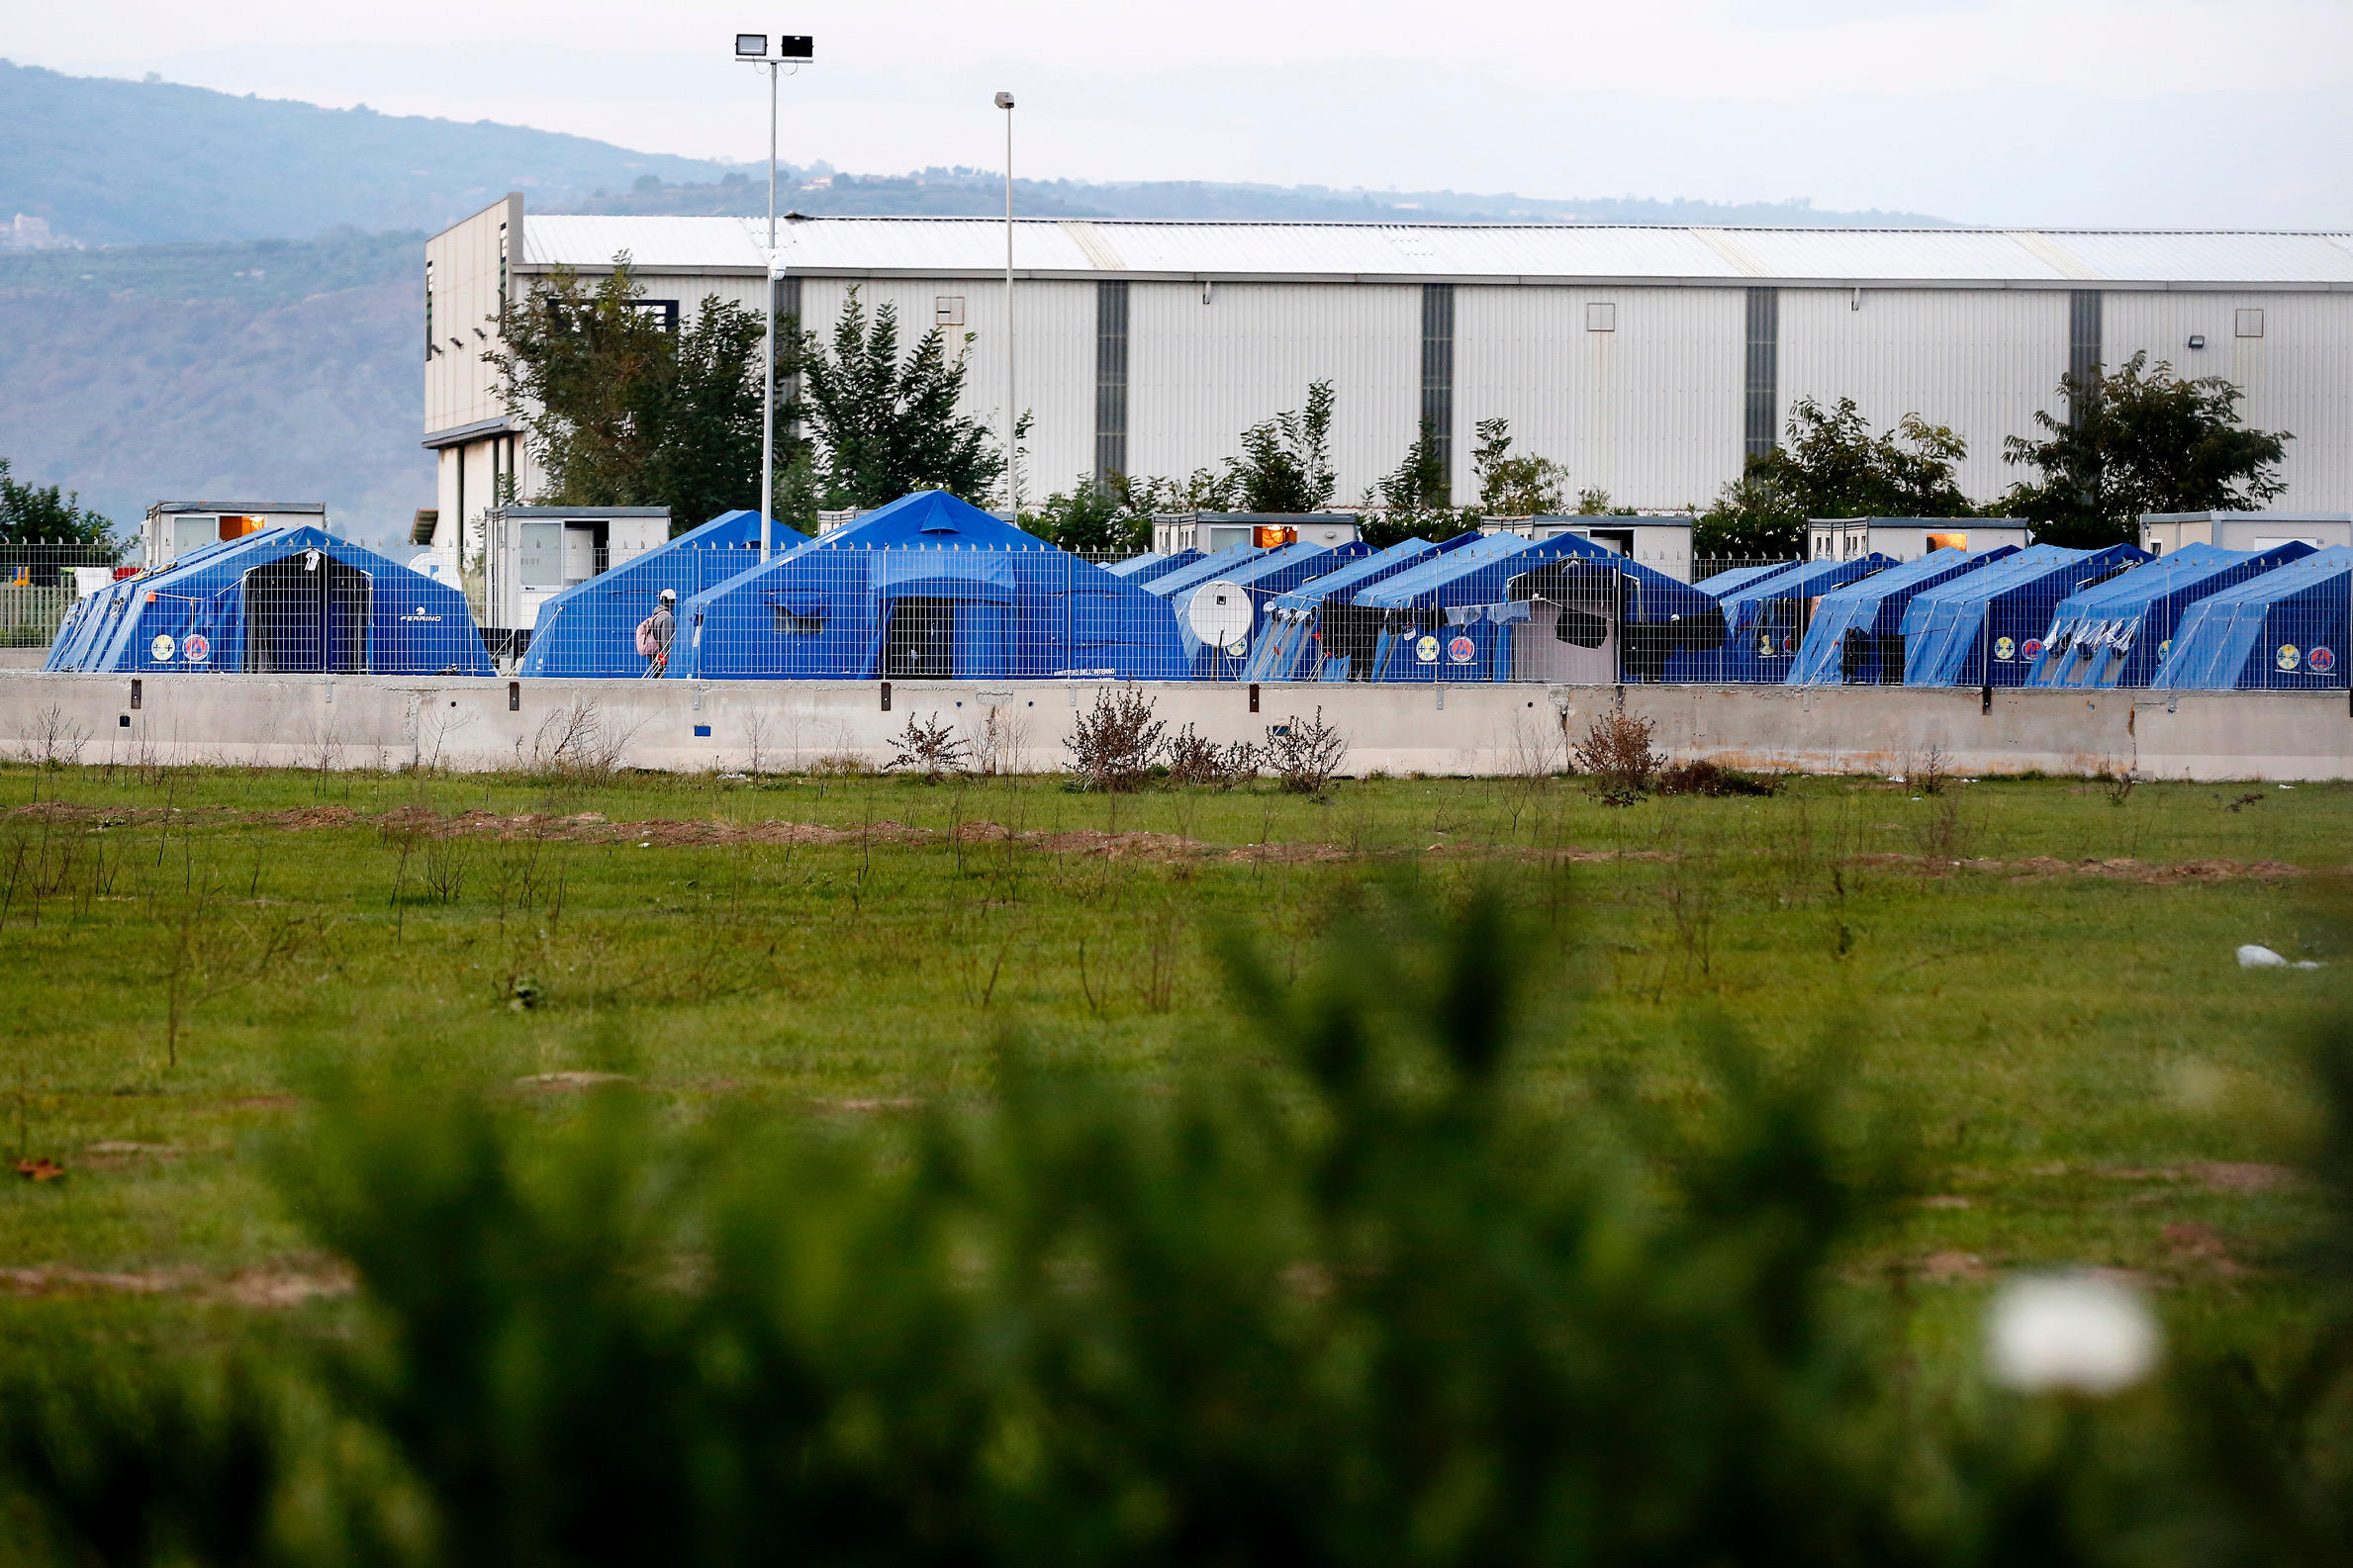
[
  {"x1": 1656, "y1": 758, "x2": 1784, "y2": 797},
  {"x1": 1063, "y1": 687, "x2": 1165, "y2": 791},
  {"x1": 1571, "y1": 709, "x2": 1660, "y2": 805},
  {"x1": 885, "y1": 711, "x2": 969, "y2": 784},
  {"x1": 1264, "y1": 707, "x2": 1349, "y2": 796},
  {"x1": 1165, "y1": 724, "x2": 1259, "y2": 788}
]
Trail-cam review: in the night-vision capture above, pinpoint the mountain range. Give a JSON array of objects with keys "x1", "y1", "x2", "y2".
[{"x1": 0, "y1": 61, "x2": 1949, "y2": 547}]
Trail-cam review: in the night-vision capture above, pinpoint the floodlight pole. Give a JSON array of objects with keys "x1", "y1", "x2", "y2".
[
  {"x1": 996, "y1": 91, "x2": 1017, "y2": 517},
  {"x1": 738, "y1": 35, "x2": 808, "y2": 563}
]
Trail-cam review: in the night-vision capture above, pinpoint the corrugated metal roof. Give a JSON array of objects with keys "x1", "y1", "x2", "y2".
[{"x1": 518, "y1": 214, "x2": 2353, "y2": 288}]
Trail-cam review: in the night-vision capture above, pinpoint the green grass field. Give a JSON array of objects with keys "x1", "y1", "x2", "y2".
[{"x1": 0, "y1": 758, "x2": 2342, "y2": 1365}]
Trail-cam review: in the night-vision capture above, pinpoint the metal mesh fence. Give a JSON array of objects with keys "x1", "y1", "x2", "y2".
[{"x1": 32, "y1": 534, "x2": 2353, "y2": 695}]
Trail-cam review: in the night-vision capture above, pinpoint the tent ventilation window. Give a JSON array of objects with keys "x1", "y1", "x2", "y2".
[{"x1": 772, "y1": 607, "x2": 825, "y2": 636}]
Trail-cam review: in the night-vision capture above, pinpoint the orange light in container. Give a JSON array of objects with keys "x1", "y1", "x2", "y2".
[
  {"x1": 1927, "y1": 531, "x2": 1968, "y2": 551},
  {"x1": 1253, "y1": 525, "x2": 1297, "y2": 548}
]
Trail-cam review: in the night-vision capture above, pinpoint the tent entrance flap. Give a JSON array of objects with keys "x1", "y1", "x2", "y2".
[
  {"x1": 242, "y1": 552, "x2": 370, "y2": 674},
  {"x1": 884, "y1": 598, "x2": 956, "y2": 678},
  {"x1": 1512, "y1": 591, "x2": 1617, "y2": 684}
]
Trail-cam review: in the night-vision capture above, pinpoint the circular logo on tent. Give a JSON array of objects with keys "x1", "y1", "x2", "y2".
[
  {"x1": 1415, "y1": 634, "x2": 1441, "y2": 664},
  {"x1": 149, "y1": 634, "x2": 175, "y2": 663},
  {"x1": 183, "y1": 634, "x2": 210, "y2": 664},
  {"x1": 2277, "y1": 643, "x2": 2302, "y2": 672},
  {"x1": 2021, "y1": 638, "x2": 2043, "y2": 661},
  {"x1": 2157, "y1": 638, "x2": 2172, "y2": 662},
  {"x1": 1224, "y1": 633, "x2": 1249, "y2": 657},
  {"x1": 1993, "y1": 636, "x2": 2017, "y2": 662},
  {"x1": 1447, "y1": 635, "x2": 1477, "y2": 665},
  {"x1": 2310, "y1": 646, "x2": 2337, "y2": 674}
]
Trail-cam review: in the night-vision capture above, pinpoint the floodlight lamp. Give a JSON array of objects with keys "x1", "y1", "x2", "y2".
[
  {"x1": 735, "y1": 33, "x2": 769, "y2": 57},
  {"x1": 994, "y1": 91, "x2": 1015, "y2": 109},
  {"x1": 778, "y1": 35, "x2": 813, "y2": 58}
]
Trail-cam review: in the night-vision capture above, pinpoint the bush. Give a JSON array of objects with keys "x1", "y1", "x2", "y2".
[
  {"x1": 1165, "y1": 723, "x2": 1259, "y2": 788},
  {"x1": 1656, "y1": 758, "x2": 1784, "y2": 797},
  {"x1": 886, "y1": 710, "x2": 969, "y2": 784},
  {"x1": 1264, "y1": 707, "x2": 1349, "y2": 796},
  {"x1": 1571, "y1": 709, "x2": 1660, "y2": 805},
  {"x1": 1063, "y1": 686, "x2": 1166, "y2": 791}
]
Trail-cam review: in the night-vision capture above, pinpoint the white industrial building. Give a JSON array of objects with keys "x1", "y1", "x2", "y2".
[{"x1": 423, "y1": 197, "x2": 2353, "y2": 558}]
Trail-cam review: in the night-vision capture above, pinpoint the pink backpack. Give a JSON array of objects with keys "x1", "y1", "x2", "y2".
[{"x1": 634, "y1": 615, "x2": 661, "y2": 657}]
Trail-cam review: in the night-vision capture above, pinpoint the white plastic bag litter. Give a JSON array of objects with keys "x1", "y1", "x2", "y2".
[{"x1": 2239, "y1": 944, "x2": 2323, "y2": 969}]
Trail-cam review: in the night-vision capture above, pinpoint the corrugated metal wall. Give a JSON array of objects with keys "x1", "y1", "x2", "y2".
[
  {"x1": 2102, "y1": 291, "x2": 2353, "y2": 510},
  {"x1": 1776, "y1": 288, "x2": 2073, "y2": 502},
  {"x1": 486, "y1": 262, "x2": 2353, "y2": 513},
  {"x1": 1453, "y1": 285, "x2": 1745, "y2": 510},
  {"x1": 794, "y1": 277, "x2": 1096, "y2": 500},
  {"x1": 1123, "y1": 281, "x2": 1422, "y2": 502}
]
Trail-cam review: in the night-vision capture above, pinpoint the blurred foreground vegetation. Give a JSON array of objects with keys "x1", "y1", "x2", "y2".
[{"x1": 0, "y1": 762, "x2": 2347, "y2": 1561}]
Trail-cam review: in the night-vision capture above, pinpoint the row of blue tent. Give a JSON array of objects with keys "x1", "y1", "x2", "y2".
[
  {"x1": 43, "y1": 494, "x2": 2350, "y2": 693},
  {"x1": 513, "y1": 492, "x2": 1727, "y2": 686},
  {"x1": 1700, "y1": 539, "x2": 2348, "y2": 691}
]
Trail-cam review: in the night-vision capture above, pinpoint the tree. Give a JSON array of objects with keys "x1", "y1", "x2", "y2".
[
  {"x1": 792, "y1": 287, "x2": 1004, "y2": 510},
  {"x1": 1024, "y1": 480, "x2": 1149, "y2": 554},
  {"x1": 0, "y1": 458, "x2": 116, "y2": 549},
  {"x1": 1379, "y1": 417, "x2": 1449, "y2": 512},
  {"x1": 2001, "y1": 351, "x2": 2292, "y2": 547},
  {"x1": 1696, "y1": 396, "x2": 1978, "y2": 557},
  {"x1": 1229, "y1": 380, "x2": 1337, "y2": 513},
  {"x1": 487, "y1": 258, "x2": 772, "y2": 536},
  {"x1": 1469, "y1": 415, "x2": 1568, "y2": 516}
]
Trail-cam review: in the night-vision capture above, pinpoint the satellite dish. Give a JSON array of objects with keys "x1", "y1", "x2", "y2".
[{"x1": 1185, "y1": 582, "x2": 1254, "y2": 653}]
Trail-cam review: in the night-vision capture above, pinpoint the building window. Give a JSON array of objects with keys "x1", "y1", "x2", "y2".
[
  {"x1": 2068, "y1": 290, "x2": 2103, "y2": 427},
  {"x1": 629, "y1": 300, "x2": 681, "y2": 332},
  {"x1": 1420, "y1": 282, "x2": 1456, "y2": 502},
  {"x1": 1094, "y1": 280, "x2": 1129, "y2": 490},
  {"x1": 1743, "y1": 287, "x2": 1778, "y2": 459},
  {"x1": 424, "y1": 259, "x2": 434, "y2": 360},
  {"x1": 2235, "y1": 308, "x2": 2265, "y2": 338},
  {"x1": 1586, "y1": 302, "x2": 1616, "y2": 332},
  {"x1": 936, "y1": 295, "x2": 965, "y2": 326}
]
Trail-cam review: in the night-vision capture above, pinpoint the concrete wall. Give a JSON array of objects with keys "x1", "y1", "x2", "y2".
[{"x1": 2, "y1": 674, "x2": 2349, "y2": 782}]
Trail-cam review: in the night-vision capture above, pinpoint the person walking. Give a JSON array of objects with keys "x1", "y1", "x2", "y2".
[{"x1": 637, "y1": 589, "x2": 678, "y2": 678}]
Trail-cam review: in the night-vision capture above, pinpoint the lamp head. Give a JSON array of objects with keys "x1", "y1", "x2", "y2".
[
  {"x1": 734, "y1": 33, "x2": 768, "y2": 57},
  {"x1": 994, "y1": 91, "x2": 1015, "y2": 110}
]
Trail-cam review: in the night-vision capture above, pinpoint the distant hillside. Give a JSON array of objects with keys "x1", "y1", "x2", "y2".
[
  {"x1": 568, "y1": 165, "x2": 1953, "y2": 228},
  {"x1": 3, "y1": 63, "x2": 1950, "y2": 246},
  {"x1": 0, "y1": 60, "x2": 731, "y2": 246},
  {"x1": 0, "y1": 231, "x2": 427, "y2": 546}
]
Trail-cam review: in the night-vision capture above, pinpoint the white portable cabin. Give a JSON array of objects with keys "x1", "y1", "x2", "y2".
[
  {"x1": 483, "y1": 506, "x2": 669, "y2": 654},
  {"x1": 142, "y1": 502, "x2": 326, "y2": 571},
  {"x1": 1151, "y1": 512, "x2": 1362, "y2": 556},
  {"x1": 2140, "y1": 511, "x2": 2353, "y2": 556},
  {"x1": 1487, "y1": 514, "x2": 1696, "y2": 583},
  {"x1": 1808, "y1": 517, "x2": 2030, "y2": 564}
]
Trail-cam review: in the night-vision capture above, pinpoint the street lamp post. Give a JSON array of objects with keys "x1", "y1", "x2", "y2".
[
  {"x1": 736, "y1": 33, "x2": 814, "y2": 561},
  {"x1": 995, "y1": 91, "x2": 1016, "y2": 518}
]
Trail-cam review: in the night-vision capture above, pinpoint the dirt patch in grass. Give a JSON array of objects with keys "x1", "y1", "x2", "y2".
[{"x1": 0, "y1": 1260, "x2": 353, "y2": 1306}]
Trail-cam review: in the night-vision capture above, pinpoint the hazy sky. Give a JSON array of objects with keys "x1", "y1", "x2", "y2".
[{"x1": 16, "y1": 0, "x2": 2353, "y2": 226}]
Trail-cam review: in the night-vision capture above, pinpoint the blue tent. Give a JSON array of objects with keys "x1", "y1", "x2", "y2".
[
  {"x1": 47, "y1": 538, "x2": 261, "y2": 672},
  {"x1": 1356, "y1": 532, "x2": 1723, "y2": 684},
  {"x1": 1901, "y1": 543, "x2": 2147, "y2": 687},
  {"x1": 1786, "y1": 546, "x2": 2019, "y2": 685},
  {"x1": 1138, "y1": 542, "x2": 1270, "y2": 600},
  {"x1": 1667, "y1": 555, "x2": 1898, "y2": 683},
  {"x1": 1692, "y1": 560, "x2": 1804, "y2": 596},
  {"x1": 2025, "y1": 541, "x2": 2314, "y2": 690},
  {"x1": 1244, "y1": 535, "x2": 1481, "y2": 682},
  {"x1": 668, "y1": 490, "x2": 1183, "y2": 681},
  {"x1": 2151, "y1": 546, "x2": 2353, "y2": 691},
  {"x1": 70, "y1": 526, "x2": 490, "y2": 676},
  {"x1": 1164, "y1": 539, "x2": 1370, "y2": 679},
  {"x1": 1101, "y1": 550, "x2": 1201, "y2": 584},
  {"x1": 519, "y1": 509, "x2": 809, "y2": 677}
]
